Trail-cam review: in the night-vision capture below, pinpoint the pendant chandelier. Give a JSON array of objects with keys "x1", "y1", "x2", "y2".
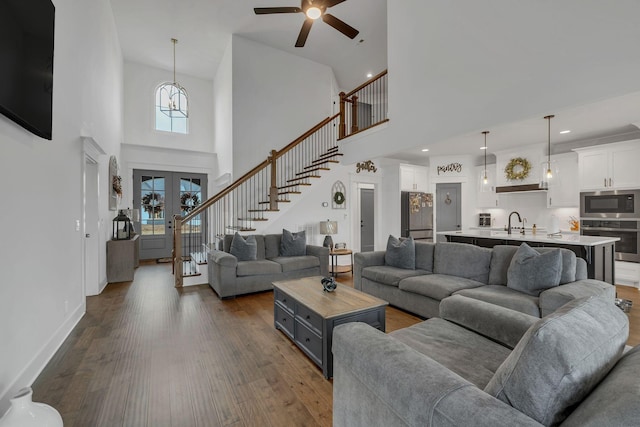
[
  {"x1": 479, "y1": 131, "x2": 491, "y2": 193},
  {"x1": 539, "y1": 115, "x2": 558, "y2": 189},
  {"x1": 159, "y1": 38, "x2": 189, "y2": 118}
]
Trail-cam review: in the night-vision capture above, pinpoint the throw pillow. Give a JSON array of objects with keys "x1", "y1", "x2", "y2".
[
  {"x1": 280, "y1": 229, "x2": 306, "y2": 256},
  {"x1": 229, "y1": 233, "x2": 257, "y2": 261},
  {"x1": 484, "y1": 296, "x2": 628, "y2": 426},
  {"x1": 506, "y1": 243, "x2": 562, "y2": 296},
  {"x1": 384, "y1": 235, "x2": 415, "y2": 270}
]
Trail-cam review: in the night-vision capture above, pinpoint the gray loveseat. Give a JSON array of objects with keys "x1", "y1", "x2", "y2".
[
  {"x1": 207, "y1": 233, "x2": 329, "y2": 298},
  {"x1": 333, "y1": 295, "x2": 640, "y2": 426},
  {"x1": 355, "y1": 241, "x2": 613, "y2": 318}
]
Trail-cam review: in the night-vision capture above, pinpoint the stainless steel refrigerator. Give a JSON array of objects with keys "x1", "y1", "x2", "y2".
[{"x1": 401, "y1": 192, "x2": 434, "y2": 241}]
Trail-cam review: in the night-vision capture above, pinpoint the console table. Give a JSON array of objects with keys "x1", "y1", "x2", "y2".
[
  {"x1": 273, "y1": 276, "x2": 387, "y2": 378},
  {"x1": 107, "y1": 234, "x2": 139, "y2": 283}
]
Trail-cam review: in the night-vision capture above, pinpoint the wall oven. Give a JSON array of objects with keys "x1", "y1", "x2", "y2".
[{"x1": 581, "y1": 190, "x2": 640, "y2": 263}]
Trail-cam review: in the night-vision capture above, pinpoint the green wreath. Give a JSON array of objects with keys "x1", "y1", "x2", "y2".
[
  {"x1": 333, "y1": 191, "x2": 346, "y2": 205},
  {"x1": 180, "y1": 192, "x2": 200, "y2": 212},
  {"x1": 504, "y1": 157, "x2": 531, "y2": 181},
  {"x1": 142, "y1": 192, "x2": 163, "y2": 215}
]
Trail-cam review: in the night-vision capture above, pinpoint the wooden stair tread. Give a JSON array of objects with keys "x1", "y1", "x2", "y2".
[
  {"x1": 278, "y1": 183, "x2": 311, "y2": 189},
  {"x1": 258, "y1": 200, "x2": 291, "y2": 204},
  {"x1": 248, "y1": 209, "x2": 280, "y2": 212},
  {"x1": 278, "y1": 191, "x2": 301, "y2": 195},
  {"x1": 226, "y1": 225, "x2": 257, "y2": 232},
  {"x1": 286, "y1": 175, "x2": 320, "y2": 183},
  {"x1": 299, "y1": 166, "x2": 330, "y2": 173},
  {"x1": 238, "y1": 217, "x2": 269, "y2": 222}
]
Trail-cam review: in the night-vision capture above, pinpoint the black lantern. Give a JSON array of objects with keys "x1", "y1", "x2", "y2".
[{"x1": 112, "y1": 210, "x2": 132, "y2": 240}]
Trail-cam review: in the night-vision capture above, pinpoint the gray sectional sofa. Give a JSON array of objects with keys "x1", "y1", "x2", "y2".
[
  {"x1": 207, "y1": 233, "x2": 329, "y2": 298},
  {"x1": 333, "y1": 294, "x2": 640, "y2": 426},
  {"x1": 355, "y1": 241, "x2": 613, "y2": 318}
]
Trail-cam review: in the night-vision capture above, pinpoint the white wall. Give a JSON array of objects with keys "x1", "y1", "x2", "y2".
[
  {"x1": 0, "y1": 0, "x2": 123, "y2": 413},
  {"x1": 213, "y1": 38, "x2": 234, "y2": 179},
  {"x1": 123, "y1": 61, "x2": 214, "y2": 153},
  {"x1": 231, "y1": 36, "x2": 336, "y2": 177}
]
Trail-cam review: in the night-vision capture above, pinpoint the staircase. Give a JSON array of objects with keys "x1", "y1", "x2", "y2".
[{"x1": 172, "y1": 71, "x2": 387, "y2": 287}]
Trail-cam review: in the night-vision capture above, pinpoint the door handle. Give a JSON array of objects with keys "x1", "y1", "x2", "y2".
[{"x1": 85, "y1": 234, "x2": 91, "y2": 238}]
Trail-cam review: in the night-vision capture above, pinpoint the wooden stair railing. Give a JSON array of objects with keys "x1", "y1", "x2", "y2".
[
  {"x1": 338, "y1": 69, "x2": 388, "y2": 140},
  {"x1": 173, "y1": 113, "x2": 341, "y2": 287}
]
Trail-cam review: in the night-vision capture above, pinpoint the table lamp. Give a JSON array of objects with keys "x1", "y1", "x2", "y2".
[{"x1": 320, "y1": 220, "x2": 338, "y2": 249}]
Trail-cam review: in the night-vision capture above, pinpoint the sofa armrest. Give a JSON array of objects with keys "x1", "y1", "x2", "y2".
[
  {"x1": 439, "y1": 295, "x2": 538, "y2": 349},
  {"x1": 539, "y1": 279, "x2": 615, "y2": 317},
  {"x1": 354, "y1": 251, "x2": 385, "y2": 290},
  {"x1": 306, "y1": 245, "x2": 330, "y2": 276},
  {"x1": 333, "y1": 323, "x2": 543, "y2": 427},
  {"x1": 207, "y1": 250, "x2": 238, "y2": 298}
]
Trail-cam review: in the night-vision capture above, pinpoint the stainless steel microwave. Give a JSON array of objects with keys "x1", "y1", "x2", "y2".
[{"x1": 580, "y1": 190, "x2": 640, "y2": 219}]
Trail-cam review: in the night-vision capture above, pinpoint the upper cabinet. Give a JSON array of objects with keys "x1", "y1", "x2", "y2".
[
  {"x1": 575, "y1": 141, "x2": 640, "y2": 191},
  {"x1": 400, "y1": 164, "x2": 429, "y2": 192},
  {"x1": 547, "y1": 152, "x2": 579, "y2": 207},
  {"x1": 495, "y1": 145, "x2": 544, "y2": 188}
]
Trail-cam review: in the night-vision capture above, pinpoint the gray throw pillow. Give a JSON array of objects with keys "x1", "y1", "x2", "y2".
[
  {"x1": 229, "y1": 233, "x2": 257, "y2": 261},
  {"x1": 485, "y1": 296, "x2": 628, "y2": 426},
  {"x1": 384, "y1": 235, "x2": 415, "y2": 270},
  {"x1": 280, "y1": 229, "x2": 306, "y2": 256},
  {"x1": 507, "y1": 243, "x2": 562, "y2": 296}
]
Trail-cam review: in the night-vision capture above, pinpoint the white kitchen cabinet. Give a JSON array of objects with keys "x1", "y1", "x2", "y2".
[
  {"x1": 575, "y1": 141, "x2": 640, "y2": 191},
  {"x1": 400, "y1": 164, "x2": 429, "y2": 192},
  {"x1": 476, "y1": 165, "x2": 500, "y2": 208},
  {"x1": 547, "y1": 152, "x2": 579, "y2": 207}
]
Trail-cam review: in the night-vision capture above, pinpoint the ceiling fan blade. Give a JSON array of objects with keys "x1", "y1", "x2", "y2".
[
  {"x1": 254, "y1": 7, "x2": 302, "y2": 14},
  {"x1": 322, "y1": 13, "x2": 359, "y2": 39},
  {"x1": 325, "y1": 0, "x2": 347, "y2": 8},
  {"x1": 295, "y1": 18, "x2": 314, "y2": 47}
]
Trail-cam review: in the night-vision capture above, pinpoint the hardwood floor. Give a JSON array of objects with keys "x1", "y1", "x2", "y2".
[
  {"x1": 31, "y1": 263, "x2": 639, "y2": 426},
  {"x1": 31, "y1": 264, "x2": 420, "y2": 427}
]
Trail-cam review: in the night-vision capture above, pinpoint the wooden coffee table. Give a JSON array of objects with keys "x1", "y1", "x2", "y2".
[{"x1": 273, "y1": 276, "x2": 388, "y2": 379}]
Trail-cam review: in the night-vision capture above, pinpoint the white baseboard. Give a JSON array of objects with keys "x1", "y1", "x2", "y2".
[{"x1": 0, "y1": 303, "x2": 85, "y2": 415}]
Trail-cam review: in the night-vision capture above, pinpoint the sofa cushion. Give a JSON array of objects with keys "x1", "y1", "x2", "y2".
[
  {"x1": 280, "y1": 229, "x2": 306, "y2": 256},
  {"x1": 236, "y1": 259, "x2": 282, "y2": 277},
  {"x1": 271, "y1": 255, "x2": 319, "y2": 273},
  {"x1": 362, "y1": 266, "x2": 429, "y2": 287},
  {"x1": 489, "y1": 245, "x2": 577, "y2": 286},
  {"x1": 385, "y1": 235, "x2": 415, "y2": 269},
  {"x1": 414, "y1": 241, "x2": 435, "y2": 272},
  {"x1": 561, "y1": 345, "x2": 640, "y2": 427},
  {"x1": 399, "y1": 274, "x2": 484, "y2": 302},
  {"x1": 484, "y1": 296, "x2": 629, "y2": 426},
  {"x1": 454, "y1": 285, "x2": 541, "y2": 317},
  {"x1": 264, "y1": 234, "x2": 281, "y2": 259},
  {"x1": 224, "y1": 234, "x2": 266, "y2": 260},
  {"x1": 229, "y1": 233, "x2": 258, "y2": 261},
  {"x1": 433, "y1": 242, "x2": 492, "y2": 283},
  {"x1": 507, "y1": 243, "x2": 562, "y2": 296},
  {"x1": 391, "y1": 318, "x2": 511, "y2": 388}
]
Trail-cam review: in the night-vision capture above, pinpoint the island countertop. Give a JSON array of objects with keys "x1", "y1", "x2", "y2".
[{"x1": 437, "y1": 230, "x2": 619, "y2": 247}]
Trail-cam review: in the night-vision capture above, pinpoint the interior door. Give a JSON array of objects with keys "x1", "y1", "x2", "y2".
[
  {"x1": 360, "y1": 188, "x2": 375, "y2": 252},
  {"x1": 436, "y1": 183, "x2": 461, "y2": 233},
  {"x1": 133, "y1": 170, "x2": 207, "y2": 260}
]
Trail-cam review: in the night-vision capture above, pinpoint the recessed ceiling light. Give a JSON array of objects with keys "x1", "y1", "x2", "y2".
[
  {"x1": 559, "y1": 130, "x2": 571, "y2": 134},
  {"x1": 480, "y1": 146, "x2": 488, "y2": 150},
  {"x1": 421, "y1": 148, "x2": 429, "y2": 152},
  {"x1": 366, "y1": 73, "x2": 373, "y2": 78}
]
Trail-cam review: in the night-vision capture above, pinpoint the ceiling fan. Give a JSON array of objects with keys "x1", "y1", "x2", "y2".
[{"x1": 254, "y1": 0, "x2": 359, "y2": 47}]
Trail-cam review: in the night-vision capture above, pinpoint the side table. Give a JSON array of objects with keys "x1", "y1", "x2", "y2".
[
  {"x1": 330, "y1": 249, "x2": 353, "y2": 277},
  {"x1": 107, "y1": 234, "x2": 139, "y2": 283}
]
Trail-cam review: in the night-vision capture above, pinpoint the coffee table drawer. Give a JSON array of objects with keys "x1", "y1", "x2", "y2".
[
  {"x1": 294, "y1": 321, "x2": 322, "y2": 366},
  {"x1": 274, "y1": 289, "x2": 294, "y2": 313},
  {"x1": 296, "y1": 304, "x2": 322, "y2": 335},
  {"x1": 275, "y1": 304, "x2": 294, "y2": 340}
]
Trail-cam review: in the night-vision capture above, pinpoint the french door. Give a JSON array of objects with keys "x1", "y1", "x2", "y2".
[{"x1": 133, "y1": 170, "x2": 207, "y2": 260}]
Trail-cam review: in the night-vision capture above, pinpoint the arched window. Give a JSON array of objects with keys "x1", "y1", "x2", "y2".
[{"x1": 155, "y1": 82, "x2": 188, "y2": 134}]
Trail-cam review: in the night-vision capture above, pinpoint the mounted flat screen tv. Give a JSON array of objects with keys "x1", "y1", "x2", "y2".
[{"x1": 0, "y1": 0, "x2": 55, "y2": 140}]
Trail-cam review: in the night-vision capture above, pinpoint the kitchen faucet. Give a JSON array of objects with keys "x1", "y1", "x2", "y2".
[{"x1": 508, "y1": 211, "x2": 522, "y2": 235}]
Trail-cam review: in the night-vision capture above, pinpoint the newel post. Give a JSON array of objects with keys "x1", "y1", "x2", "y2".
[
  {"x1": 351, "y1": 95, "x2": 359, "y2": 134},
  {"x1": 269, "y1": 149, "x2": 279, "y2": 211},
  {"x1": 174, "y1": 214, "x2": 183, "y2": 287},
  {"x1": 338, "y1": 92, "x2": 346, "y2": 139}
]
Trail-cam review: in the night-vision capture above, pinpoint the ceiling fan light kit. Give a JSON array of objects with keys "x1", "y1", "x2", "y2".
[{"x1": 254, "y1": 0, "x2": 359, "y2": 47}]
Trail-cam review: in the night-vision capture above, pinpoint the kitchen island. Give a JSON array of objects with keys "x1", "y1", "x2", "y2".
[{"x1": 439, "y1": 230, "x2": 619, "y2": 284}]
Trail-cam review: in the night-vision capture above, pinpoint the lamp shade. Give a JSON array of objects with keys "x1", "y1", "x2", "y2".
[{"x1": 320, "y1": 221, "x2": 338, "y2": 235}]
